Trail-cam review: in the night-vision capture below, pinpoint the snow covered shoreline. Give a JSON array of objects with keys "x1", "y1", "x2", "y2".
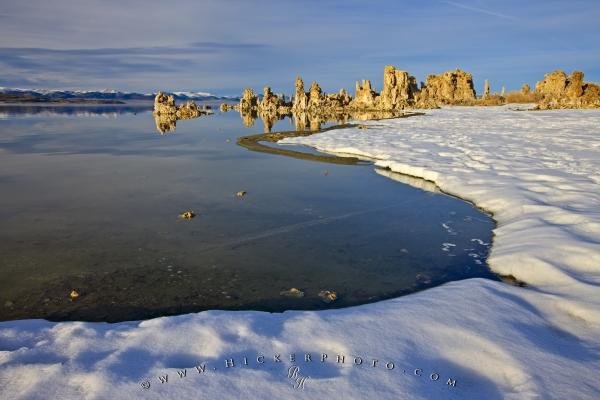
[{"x1": 1, "y1": 107, "x2": 599, "y2": 399}]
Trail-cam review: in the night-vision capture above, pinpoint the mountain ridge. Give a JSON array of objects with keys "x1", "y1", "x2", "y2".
[{"x1": 0, "y1": 87, "x2": 239, "y2": 102}]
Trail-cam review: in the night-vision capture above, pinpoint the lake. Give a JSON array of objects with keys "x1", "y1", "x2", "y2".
[{"x1": 0, "y1": 103, "x2": 497, "y2": 322}]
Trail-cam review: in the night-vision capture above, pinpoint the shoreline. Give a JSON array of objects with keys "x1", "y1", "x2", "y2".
[
  {"x1": 281, "y1": 105, "x2": 600, "y2": 301},
  {"x1": 236, "y1": 112, "x2": 424, "y2": 165},
  {"x1": 258, "y1": 118, "x2": 531, "y2": 289}
]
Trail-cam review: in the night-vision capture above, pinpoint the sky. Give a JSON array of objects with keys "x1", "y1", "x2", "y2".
[{"x1": 0, "y1": 0, "x2": 599, "y2": 96}]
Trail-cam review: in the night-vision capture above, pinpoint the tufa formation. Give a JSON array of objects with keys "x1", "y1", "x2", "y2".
[
  {"x1": 233, "y1": 65, "x2": 479, "y2": 117},
  {"x1": 416, "y1": 69, "x2": 476, "y2": 107},
  {"x1": 222, "y1": 66, "x2": 599, "y2": 128},
  {"x1": 153, "y1": 91, "x2": 212, "y2": 134},
  {"x1": 535, "y1": 70, "x2": 600, "y2": 109}
]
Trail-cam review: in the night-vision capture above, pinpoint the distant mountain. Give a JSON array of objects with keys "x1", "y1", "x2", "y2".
[{"x1": 0, "y1": 87, "x2": 239, "y2": 103}]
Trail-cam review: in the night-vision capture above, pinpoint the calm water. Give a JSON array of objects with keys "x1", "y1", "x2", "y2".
[{"x1": 0, "y1": 103, "x2": 496, "y2": 322}]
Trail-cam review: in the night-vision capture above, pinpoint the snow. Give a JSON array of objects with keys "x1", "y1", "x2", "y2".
[
  {"x1": 1, "y1": 106, "x2": 599, "y2": 399},
  {"x1": 172, "y1": 91, "x2": 215, "y2": 98}
]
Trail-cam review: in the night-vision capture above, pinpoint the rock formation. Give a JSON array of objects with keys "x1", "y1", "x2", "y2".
[
  {"x1": 218, "y1": 65, "x2": 600, "y2": 133},
  {"x1": 233, "y1": 65, "x2": 431, "y2": 121},
  {"x1": 220, "y1": 103, "x2": 234, "y2": 112},
  {"x1": 153, "y1": 91, "x2": 206, "y2": 119},
  {"x1": 290, "y1": 77, "x2": 351, "y2": 113},
  {"x1": 152, "y1": 91, "x2": 211, "y2": 133},
  {"x1": 377, "y1": 65, "x2": 418, "y2": 110},
  {"x1": 351, "y1": 79, "x2": 378, "y2": 109},
  {"x1": 416, "y1": 69, "x2": 476, "y2": 107},
  {"x1": 350, "y1": 66, "x2": 419, "y2": 110},
  {"x1": 536, "y1": 70, "x2": 600, "y2": 109},
  {"x1": 153, "y1": 91, "x2": 177, "y2": 115},
  {"x1": 324, "y1": 89, "x2": 352, "y2": 109},
  {"x1": 257, "y1": 86, "x2": 287, "y2": 114},
  {"x1": 483, "y1": 80, "x2": 490, "y2": 99},
  {"x1": 308, "y1": 82, "x2": 324, "y2": 109},
  {"x1": 175, "y1": 100, "x2": 203, "y2": 119},
  {"x1": 292, "y1": 77, "x2": 308, "y2": 112},
  {"x1": 239, "y1": 88, "x2": 258, "y2": 112},
  {"x1": 228, "y1": 65, "x2": 600, "y2": 127}
]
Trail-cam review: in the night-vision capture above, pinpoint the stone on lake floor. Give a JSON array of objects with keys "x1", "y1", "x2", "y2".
[
  {"x1": 179, "y1": 211, "x2": 196, "y2": 219},
  {"x1": 318, "y1": 290, "x2": 338, "y2": 303},
  {"x1": 280, "y1": 288, "x2": 304, "y2": 298}
]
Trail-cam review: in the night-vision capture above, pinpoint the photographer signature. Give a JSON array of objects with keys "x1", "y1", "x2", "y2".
[{"x1": 287, "y1": 366, "x2": 309, "y2": 390}]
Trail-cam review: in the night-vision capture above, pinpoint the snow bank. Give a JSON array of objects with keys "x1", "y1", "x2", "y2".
[{"x1": 1, "y1": 107, "x2": 599, "y2": 399}]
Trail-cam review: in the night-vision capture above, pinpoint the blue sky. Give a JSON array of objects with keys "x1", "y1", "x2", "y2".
[{"x1": 0, "y1": 0, "x2": 599, "y2": 96}]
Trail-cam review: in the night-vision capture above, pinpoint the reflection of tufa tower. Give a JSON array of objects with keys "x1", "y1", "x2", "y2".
[
  {"x1": 153, "y1": 113, "x2": 177, "y2": 134},
  {"x1": 260, "y1": 113, "x2": 276, "y2": 133}
]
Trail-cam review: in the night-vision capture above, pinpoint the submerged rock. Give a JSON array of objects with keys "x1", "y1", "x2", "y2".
[
  {"x1": 179, "y1": 211, "x2": 196, "y2": 219},
  {"x1": 280, "y1": 288, "x2": 304, "y2": 298},
  {"x1": 318, "y1": 290, "x2": 338, "y2": 303}
]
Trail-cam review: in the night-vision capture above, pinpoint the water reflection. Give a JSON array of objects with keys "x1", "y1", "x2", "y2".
[
  {"x1": 250, "y1": 109, "x2": 410, "y2": 133},
  {"x1": 150, "y1": 102, "x2": 411, "y2": 135},
  {"x1": 0, "y1": 103, "x2": 153, "y2": 118},
  {"x1": 154, "y1": 112, "x2": 178, "y2": 134},
  {"x1": 204, "y1": 107, "x2": 409, "y2": 136}
]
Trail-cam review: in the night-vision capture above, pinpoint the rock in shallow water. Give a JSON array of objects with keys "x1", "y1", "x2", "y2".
[
  {"x1": 318, "y1": 290, "x2": 338, "y2": 303},
  {"x1": 179, "y1": 211, "x2": 196, "y2": 219},
  {"x1": 280, "y1": 288, "x2": 304, "y2": 298}
]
